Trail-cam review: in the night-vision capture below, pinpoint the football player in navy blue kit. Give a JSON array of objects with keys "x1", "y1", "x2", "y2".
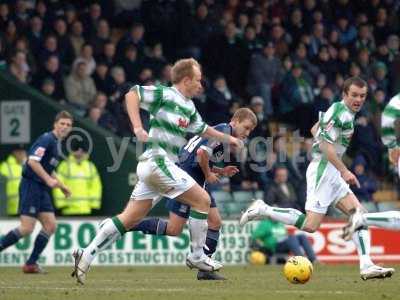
[
  {"x1": 132, "y1": 108, "x2": 257, "y2": 280},
  {"x1": 0, "y1": 111, "x2": 73, "y2": 273}
]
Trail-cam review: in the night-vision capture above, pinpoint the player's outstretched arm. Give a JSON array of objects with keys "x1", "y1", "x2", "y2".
[
  {"x1": 201, "y1": 126, "x2": 243, "y2": 149},
  {"x1": 196, "y1": 148, "x2": 219, "y2": 183},
  {"x1": 320, "y1": 141, "x2": 360, "y2": 188},
  {"x1": 125, "y1": 90, "x2": 148, "y2": 142}
]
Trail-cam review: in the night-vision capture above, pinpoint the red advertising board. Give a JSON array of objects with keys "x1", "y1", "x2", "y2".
[{"x1": 287, "y1": 222, "x2": 400, "y2": 263}]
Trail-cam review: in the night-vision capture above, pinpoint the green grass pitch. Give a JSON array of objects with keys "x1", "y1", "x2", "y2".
[{"x1": 0, "y1": 264, "x2": 399, "y2": 300}]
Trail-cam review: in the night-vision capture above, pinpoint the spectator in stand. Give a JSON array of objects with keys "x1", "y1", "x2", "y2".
[
  {"x1": 309, "y1": 23, "x2": 327, "y2": 58},
  {"x1": 13, "y1": 0, "x2": 30, "y2": 30},
  {"x1": 205, "y1": 75, "x2": 235, "y2": 124},
  {"x1": 69, "y1": 20, "x2": 85, "y2": 58},
  {"x1": 53, "y1": 17, "x2": 75, "y2": 67},
  {"x1": 279, "y1": 63, "x2": 315, "y2": 137},
  {"x1": 242, "y1": 25, "x2": 264, "y2": 54},
  {"x1": 116, "y1": 23, "x2": 145, "y2": 59},
  {"x1": 249, "y1": 96, "x2": 270, "y2": 139},
  {"x1": 14, "y1": 37, "x2": 37, "y2": 75},
  {"x1": 335, "y1": 16, "x2": 357, "y2": 46},
  {"x1": 247, "y1": 41, "x2": 282, "y2": 118},
  {"x1": 313, "y1": 46, "x2": 337, "y2": 82},
  {"x1": 26, "y1": 16, "x2": 44, "y2": 60},
  {"x1": 158, "y1": 64, "x2": 172, "y2": 86},
  {"x1": 357, "y1": 48, "x2": 373, "y2": 79},
  {"x1": 97, "y1": 41, "x2": 116, "y2": 68},
  {"x1": 336, "y1": 47, "x2": 351, "y2": 76},
  {"x1": 265, "y1": 165, "x2": 302, "y2": 210},
  {"x1": 286, "y1": 8, "x2": 304, "y2": 47},
  {"x1": 34, "y1": 0, "x2": 54, "y2": 28},
  {"x1": 4, "y1": 20, "x2": 19, "y2": 53},
  {"x1": 64, "y1": 61, "x2": 97, "y2": 113},
  {"x1": 373, "y1": 7, "x2": 394, "y2": 45},
  {"x1": 40, "y1": 78, "x2": 56, "y2": 99},
  {"x1": 38, "y1": 35, "x2": 60, "y2": 69},
  {"x1": 89, "y1": 18, "x2": 110, "y2": 57},
  {"x1": 312, "y1": 86, "x2": 334, "y2": 121},
  {"x1": 143, "y1": 42, "x2": 167, "y2": 79},
  {"x1": 73, "y1": 43, "x2": 96, "y2": 75},
  {"x1": 81, "y1": 3, "x2": 102, "y2": 39},
  {"x1": 349, "y1": 114, "x2": 384, "y2": 176},
  {"x1": 355, "y1": 23, "x2": 376, "y2": 54},
  {"x1": 33, "y1": 55, "x2": 64, "y2": 100},
  {"x1": 92, "y1": 61, "x2": 113, "y2": 96},
  {"x1": 119, "y1": 45, "x2": 141, "y2": 83},
  {"x1": 369, "y1": 62, "x2": 390, "y2": 95},
  {"x1": 269, "y1": 24, "x2": 291, "y2": 59},
  {"x1": 291, "y1": 43, "x2": 319, "y2": 80},
  {"x1": 87, "y1": 92, "x2": 118, "y2": 133},
  {"x1": 8, "y1": 50, "x2": 30, "y2": 83},
  {"x1": 0, "y1": 2, "x2": 11, "y2": 31},
  {"x1": 387, "y1": 34, "x2": 399, "y2": 62},
  {"x1": 350, "y1": 155, "x2": 378, "y2": 212}
]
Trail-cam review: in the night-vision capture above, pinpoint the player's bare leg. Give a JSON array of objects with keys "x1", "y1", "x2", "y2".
[{"x1": 72, "y1": 199, "x2": 152, "y2": 284}]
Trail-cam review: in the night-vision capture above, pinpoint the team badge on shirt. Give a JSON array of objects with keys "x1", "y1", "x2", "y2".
[{"x1": 34, "y1": 147, "x2": 46, "y2": 157}]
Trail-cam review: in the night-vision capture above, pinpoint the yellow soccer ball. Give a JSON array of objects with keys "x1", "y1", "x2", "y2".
[
  {"x1": 249, "y1": 251, "x2": 267, "y2": 265},
  {"x1": 283, "y1": 256, "x2": 313, "y2": 284}
]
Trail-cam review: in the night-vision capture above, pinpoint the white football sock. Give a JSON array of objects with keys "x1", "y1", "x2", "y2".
[
  {"x1": 352, "y1": 228, "x2": 373, "y2": 270},
  {"x1": 362, "y1": 211, "x2": 400, "y2": 230},
  {"x1": 82, "y1": 217, "x2": 125, "y2": 264},
  {"x1": 188, "y1": 210, "x2": 208, "y2": 259}
]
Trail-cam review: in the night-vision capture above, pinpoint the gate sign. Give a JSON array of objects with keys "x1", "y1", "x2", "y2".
[{"x1": 1, "y1": 101, "x2": 30, "y2": 144}]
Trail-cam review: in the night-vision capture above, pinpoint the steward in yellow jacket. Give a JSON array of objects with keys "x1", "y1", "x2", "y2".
[
  {"x1": 53, "y1": 147, "x2": 102, "y2": 215},
  {"x1": 0, "y1": 148, "x2": 27, "y2": 215}
]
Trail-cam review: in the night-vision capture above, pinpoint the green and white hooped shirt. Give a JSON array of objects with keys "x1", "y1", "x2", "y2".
[
  {"x1": 381, "y1": 93, "x2": 400, "y2": 150},
  {"x1": 312, "y1": 101, "x2": 355, "y2": 163},
  {"x1": 131, "y1": 84, "x2": 208, "y2": 163}
]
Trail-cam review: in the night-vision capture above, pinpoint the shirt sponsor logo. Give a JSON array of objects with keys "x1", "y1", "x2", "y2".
[
  {"x1": 34, "y1": 147, "x2": 46, "y2": 157},
  {"x1": 178, "y1": 118, "x2": 189, "y2": 128}
]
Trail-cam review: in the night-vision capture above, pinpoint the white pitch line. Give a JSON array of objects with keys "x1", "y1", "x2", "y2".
[{"x1": 0, "y1": 286, "x2": 186, "y2": 292}]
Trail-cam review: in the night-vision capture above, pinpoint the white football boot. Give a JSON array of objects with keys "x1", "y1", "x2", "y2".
[
  {"x1": 186, "y1": 253, "x2": 223, "y2": 272},
  {"x1": 342, "y1": 207, "x2": 364, "y2": 241},
  {"x1": 360, "y1": 265, "x2": 395, "y2": 280},
  {"x1": 239, "y1": 199, "x2": 267, "y2": 227},
  {"x1": 71, "y1": 249, "x2": 90, "y2": 285}
]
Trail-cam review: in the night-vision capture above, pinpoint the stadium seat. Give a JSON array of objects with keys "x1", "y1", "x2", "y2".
[
  {"x1": 232, "y1": 191, "x2": 254, "y2": 203},
  {"x1": 361, "y1": 201, "x2": 379, "y2": 213},
  {"x1": 211, "y1": 191, "x2": 233, "y2": 203},
  {"x1": 377, "y1": 201, "x2": 400, "y2": 212},
  {"x1": 254, "y1": 190, "x2": 264, "y2": 200}
]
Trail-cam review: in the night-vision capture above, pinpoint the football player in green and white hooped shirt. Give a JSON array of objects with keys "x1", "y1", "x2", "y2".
[
  {"x1": 240, "y1": 77, "x2": 398, "y2": 280},
  {"x1": 71, "y1": 58, "x2": 244, "y2": 284},
  {"x1": 381, "y1": 92, "x2": 400, "y2": 166}
]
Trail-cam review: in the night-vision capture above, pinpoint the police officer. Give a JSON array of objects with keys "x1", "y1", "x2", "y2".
[{"x1": 0, "y1": 111, "x2": 73, "y2": 273}]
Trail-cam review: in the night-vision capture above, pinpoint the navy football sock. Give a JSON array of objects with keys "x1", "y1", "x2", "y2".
[
  {"x1": 26, "y1": 230, "x2": 50, "y2": 265},
  {"x1": 0, "y1": 228, "x2": 22, "y2": 251},
  {"x1": 131, "y1": 218, "x2": 168, "y2": 235},
  {"x1": 204, "y1": 229, "x2": 220, "y2": 257}
]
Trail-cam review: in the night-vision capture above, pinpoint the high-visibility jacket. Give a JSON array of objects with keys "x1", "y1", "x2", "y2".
[
  {"x1": 53, "y1": 155, "x2": 102, "y2": 215},
  {"x1": 0, "y1": 155, "x2": 23, "y2": 215}
]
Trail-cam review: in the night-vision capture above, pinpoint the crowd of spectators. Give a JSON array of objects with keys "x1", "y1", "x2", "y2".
[{"x1": 1, "y1": 0, "x2": 400, "y2": 212}]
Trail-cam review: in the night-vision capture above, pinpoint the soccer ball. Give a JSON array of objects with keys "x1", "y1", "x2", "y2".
[
  {"x1": 249, "y1": 251, "x2": 267, "y2": 265},
  {"x1": 283, "y1": 256, "x2": 313, "y2": 284}
]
